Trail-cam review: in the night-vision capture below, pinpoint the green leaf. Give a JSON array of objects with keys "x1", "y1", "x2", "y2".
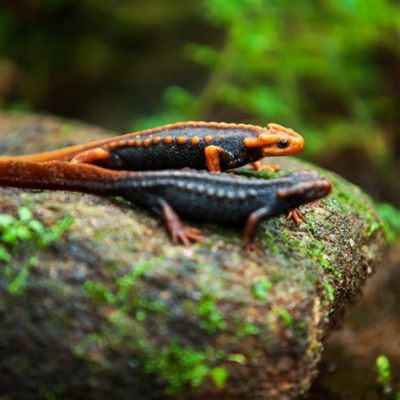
[
  {"x1": 0, "y1": 214, "x2": 15, "y2": 227},
  {"x1": 17, "y1": 207, "x2": 33, "y2": 222},
  {"x1": 28, "y1": 219, "x2": 45, "y2": 234},
  {"x1": 251, "y1": 278, "x2": 272, "y2": 300},
  {"x1": 16, "y1": 226, "x2": 32, "y2": 240},
  {"x1": 210, "y1": 366, "x2": 228, "y2": 389},
  {"x1": 376, "y1": 354, "x2": 392, "y2": 394},
  {"x1": 0, "y1": 245, "x2": 11, "y2": 262},
  {"x1": 277, "y1": 307, "x2": 293, "y2": 326},
  {"x1": 227, "y1": 353, "x2": 246, "y2": 364}
]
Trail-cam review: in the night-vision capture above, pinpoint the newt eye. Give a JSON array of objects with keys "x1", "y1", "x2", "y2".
[{"x1": 277, "y1": 139, "x2": 289, "y2": 149}]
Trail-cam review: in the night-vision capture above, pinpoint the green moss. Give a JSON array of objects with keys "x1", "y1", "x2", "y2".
[
  {"x1": 84, "y1": 258, "x2": 166, "y2": 316},
  {"x1": 233, "y1": 167, "x2": 283, "y2": 180},
  {"x1": 81, "y1": 304, "x2": 231, "y2": 396},
  {"x1": 235, "y1": 320, "x2": 260, "y2": 337},
  {"x1": 305, "y1": 213, "x2": 318, "y2": 234},
  {"x1": 276, "y1": 307, "x2": 293, "y2": 327},
  {"x1": 327, "y1": 173, "x2": 382, "y2": 236},
  {"x1": 305, "y1": 239, "x2": 339, "y2": 277},
  {"x1": 115, "y1": 258, "x2": 161, "y2": 305},
  {"x1": 294, "y1": 321, "x2": 307, "y2": 333},
  {"x1": 323, "y1": 279, "x2": 335, "y2": 302},
  {"x1": 0, "y1": 207, "x2": 73, "y2": 295},
  {"x1": 143, "y1": 342, "x2": 227, "y2": 395},
  {"x1": 251, "y1": 278, "x2": 272, "y2": 301},
  {"x1": 83, "y1": 280, "x2": 115, "y2": 305},
  {"x1": 236, "y1": 165, "x2": 383, "y2": 288},
  {"x1": 80, "y1": 257, "x2": 229, "y2": 395},
  {"x1": 261, "y1": 231, "x2": 280, "y2": 254},
  {"x1": 4, "y1": 257, "x2": 38, "y2": 295},
  {"x1": 198, "y1": 294, "x2": 227, "y2": 333},
  {"x1": 80, "y1": 256, "x2": 270, "y2": 397}
]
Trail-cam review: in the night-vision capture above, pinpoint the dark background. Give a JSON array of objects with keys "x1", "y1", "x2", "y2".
[
  {"x1": 0, "y1": 1, "x2": 399, "y2": 397},
  {"x1": 0, "y1": 1, "x2": 399, "y2": 208}
]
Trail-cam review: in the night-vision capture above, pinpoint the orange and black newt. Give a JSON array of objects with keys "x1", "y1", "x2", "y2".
[
  {"x1": 0, "y1": 159, "x2": 331, "y2": 250},
  {"x1": 0, "y1": 121, "x2": 304, "y2": 172}
]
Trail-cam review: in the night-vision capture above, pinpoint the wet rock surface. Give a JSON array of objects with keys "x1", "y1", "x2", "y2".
[{"x1": 0, "y1": 113, "x2": 385, "y2": 399}]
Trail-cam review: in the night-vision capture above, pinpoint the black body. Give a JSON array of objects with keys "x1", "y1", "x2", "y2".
[
  {"x1": 117, "y1": 170, "x2": 330, "y2": 226},
  {"x1": 105, "y1": 126, "x2": 263, "y2": 171}
]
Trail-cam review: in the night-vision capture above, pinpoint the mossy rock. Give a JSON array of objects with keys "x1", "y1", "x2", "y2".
[{"x1": 0, "y1": 113, "x2": 384, "y2": 399}]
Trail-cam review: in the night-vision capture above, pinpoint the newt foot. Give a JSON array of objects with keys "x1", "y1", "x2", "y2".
[{"x1": 287, "y1": 208, "x2": 306, "y2": 227}]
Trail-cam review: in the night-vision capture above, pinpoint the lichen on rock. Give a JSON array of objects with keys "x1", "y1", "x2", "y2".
[{"x1": 0, "y1": 113, "x2": 384, "y2": 399}]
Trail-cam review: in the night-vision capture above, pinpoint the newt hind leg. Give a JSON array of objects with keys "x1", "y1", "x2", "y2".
[
  {"x1": 251, "y1": 161, "x2": 280, "y2": 172},
  {"x1": 71, "y1": 147, "x2": 113, "y2": 165},
  {"x1": 160, "y1": 200, "x2": 203, "y2": 245},
  {"x1": 243, "y1": 206, "x2": 271, "y2": 253}
]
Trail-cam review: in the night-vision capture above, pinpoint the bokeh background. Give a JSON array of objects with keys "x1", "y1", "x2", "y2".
[{"x1": 0, "y1": 1, "x2": 399, "y2": 398}]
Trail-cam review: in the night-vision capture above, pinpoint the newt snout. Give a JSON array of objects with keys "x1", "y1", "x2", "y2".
[
  {"x1": 277, "y1": 172, "x2": 332, "y2": 202},
  {"x1": 243, "y1": 123, "x2": 304, "y2": 157},
  {"x1": 262, "y1": 123, "x2": 304, "y2": 156}
]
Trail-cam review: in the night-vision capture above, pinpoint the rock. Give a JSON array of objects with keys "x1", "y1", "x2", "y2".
[
  {"x1": 0, "y1": 112, "x2": 384, "y2": 399},
  {"x1": 309, "y1": 242, "x2": 400, "y2": 399}
]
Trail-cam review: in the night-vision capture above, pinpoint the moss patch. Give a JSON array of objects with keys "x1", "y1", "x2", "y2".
[{"x1": 0, "y1": 206, "x2": 73, "y2": 295}]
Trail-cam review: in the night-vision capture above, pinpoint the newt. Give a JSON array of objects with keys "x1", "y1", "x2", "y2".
[
  {"x1": 0, "y1": 159, "x2": 331, "y2": 250},
  {"x1": 0, "y1": 121, "x2": 304, "y2": 172}
]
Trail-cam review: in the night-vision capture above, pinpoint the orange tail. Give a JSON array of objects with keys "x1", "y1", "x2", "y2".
[
  {"x1": 0, "y1": 135, "x2": 123, "y2": 162},
  {"x1": 0, "y1": 159, "x2": 133, "y2": 194}
]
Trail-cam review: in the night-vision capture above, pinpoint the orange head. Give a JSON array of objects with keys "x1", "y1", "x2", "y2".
[{"x1": 243, "y1": 123, "x2": 304, "y2": 156}]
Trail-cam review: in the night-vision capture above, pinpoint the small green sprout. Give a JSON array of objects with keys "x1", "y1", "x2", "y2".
[
  {"x1": 198, "y1": 295, "x2": 227, "y2": 333},
  {"x1": 251, "y1": 278, "x2": 272, "y2": 301},
  {"x1": 210, "y1": 366, "x2": 228, "y2": 389},
  {"x1": 323, "y1": 280, "x2": 335, "y2": 302},
  {"x1": 0, "y1": 207, "x2": 73, "y2": 295},
  {"x1": 376, "y1": 354, "x2": 392, "y2": 394},
  {"x1": 277, "y1": 307, "x2": 293, "y2": 326}
]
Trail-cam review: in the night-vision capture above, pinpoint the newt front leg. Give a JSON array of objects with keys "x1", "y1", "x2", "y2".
[
  {"x1": 160, "y1": 200, "x2": 203, "y2": 245},
  {"x1": 286, "y1": 208, "x2": 306, "y2": 227},
  {"x1": 204, "y1": 145, "x2": 226, "y2": 173}
]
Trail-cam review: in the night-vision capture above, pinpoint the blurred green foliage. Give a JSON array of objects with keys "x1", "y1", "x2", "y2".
[
  {"x1": 0, "y1": 1, "x2": 399, "y2": 207},
  {"x1": 377, "y1": 202, "x2": 400, "y2": 243},
  {"x1": 137, "y1": 0, "x2": 400, "y2": 156}
]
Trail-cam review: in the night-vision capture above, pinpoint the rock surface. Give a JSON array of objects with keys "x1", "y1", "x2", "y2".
[
  {"x1": 309, "y1": 242, "x2": 400, "y2": 399},
  {"x1": 0, "y1": 112, "x2": 384, "y2": 399}
]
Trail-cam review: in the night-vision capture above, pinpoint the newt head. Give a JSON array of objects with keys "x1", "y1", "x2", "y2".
[
  {"x1": 243, "y1": 123, "x2": 304, "y2": 156},
  {"x1": 276, "y1": 171, "x2": 332, "y2": 203}
]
